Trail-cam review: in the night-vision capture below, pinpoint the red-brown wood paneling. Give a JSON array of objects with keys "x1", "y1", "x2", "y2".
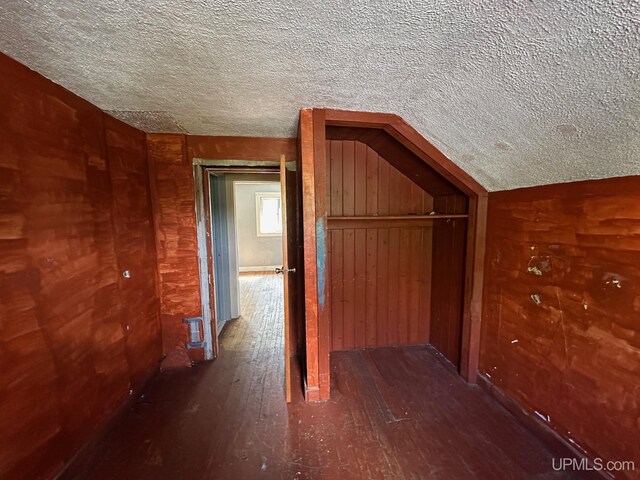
[
  {"x1": 481, "y1": 176, "x2": 640, "y2": 475},
  {"x1": 430, "y1": 195, "x2": 468, "y2": 368},
  {"x1": 187, "y1": 135, "x2": 297, "y2": 161},
  {"x1": 0, "y1": 53, "x2": 161, "y2": 480},
  {"x1": 104, "y1": 116, "x2": 162, "y2": 385},
  {"x1": 146, "y1": 134, "x2": 202, "y2": 364},
  {"x1": 326, "y1": 140, "x2": 434, "y2": 351},
  {"x1": 299, "y1": 109, "x2": 321, "y2": 400},
  {"x1": 325, "y1": 126, "x2": 461, "y2": 197}
]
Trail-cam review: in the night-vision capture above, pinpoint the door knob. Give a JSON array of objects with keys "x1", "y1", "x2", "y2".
[{"x1": 275, "y1": 267, "x2": 296, "y2": 274}]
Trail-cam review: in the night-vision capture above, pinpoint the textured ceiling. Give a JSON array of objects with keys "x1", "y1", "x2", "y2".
[{"x1": 1, "y1": 1, "x2": 639, "y2": 190}]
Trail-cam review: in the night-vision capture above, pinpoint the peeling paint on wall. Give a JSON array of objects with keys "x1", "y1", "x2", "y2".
[
  {"x1": 527, "y1": 256, "x2": 552, "y2": 276},
  {"x1": 316, "y1": 217, "x2": 326, "y2": 310},
  {"x1": 481, "y1": 176, "x2": 640, "y2": 473}
]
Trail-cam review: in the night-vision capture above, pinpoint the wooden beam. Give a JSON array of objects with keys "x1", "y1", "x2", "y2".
[
  {"x1": 187, "y1": 136, "x2": 297, "y2": 162},
  {"x1": 324, "y1": 108, "x2": 402, "y2": 128},
  {"x1": 203, "y1": 167, "x2": 279, "y2": 175},
  {"x1": 460, "y1": 192, "x2": 488, "y2": 382},
  {"x1": 299, "y1": 109, "x2": 321, "y2": 401},
  {"x1": 312, "y1": 109, "x2": 331, "y2": 401},
  {"x1": 384, "y1": 121, "x2": 486, "y2": 196}
]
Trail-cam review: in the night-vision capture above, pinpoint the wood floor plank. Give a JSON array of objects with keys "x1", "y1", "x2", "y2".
[{"x1": 61, "y1": 273, "x2": 584, "y2": 480}]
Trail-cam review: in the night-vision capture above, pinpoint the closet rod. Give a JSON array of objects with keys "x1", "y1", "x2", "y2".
[
  {"x1": 328, "y1": 214, "x2": 468, "y2": 220},
  {"x1": 327, "y1": 214, "x2": 468, "y2": 230}
]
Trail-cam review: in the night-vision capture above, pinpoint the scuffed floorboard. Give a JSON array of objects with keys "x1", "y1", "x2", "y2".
[{"x1": 61, "y1": 273, "x2": 582, "y2": 480}]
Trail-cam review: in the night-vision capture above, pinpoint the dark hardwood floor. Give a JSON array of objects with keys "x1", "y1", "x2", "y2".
[{"x1": 61, "y1": 273, "x2": 582, "y2": 480}]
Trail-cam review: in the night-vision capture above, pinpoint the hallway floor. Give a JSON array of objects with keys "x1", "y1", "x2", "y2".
[{"x1": 61, "y1": 273, "x2": 582, "y2": 480}]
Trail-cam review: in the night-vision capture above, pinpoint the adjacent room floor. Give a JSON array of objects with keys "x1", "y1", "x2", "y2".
[{"x1": 61, "y1": 273, "x2": 582, "y2": 480}]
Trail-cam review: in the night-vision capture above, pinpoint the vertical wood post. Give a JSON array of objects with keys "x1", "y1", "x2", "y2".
[
  {"x1": 460, "y1": 193, "x2": 487, "y2": 381},
  {"x1": 312, "y1": 109, "x2": 330, "y2": 400},
  {"x1": 299, "y1": 109, "x2": 321, "y2": 400}
]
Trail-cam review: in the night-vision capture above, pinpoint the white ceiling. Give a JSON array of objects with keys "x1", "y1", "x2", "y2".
[{"x1": 1, "y1": 0, "x2": 639, "y2": 190}]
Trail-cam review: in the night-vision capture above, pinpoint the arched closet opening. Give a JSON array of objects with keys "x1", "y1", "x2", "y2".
[{"x1": 299, "y1": 109, "x2": 487, "y2": 401}]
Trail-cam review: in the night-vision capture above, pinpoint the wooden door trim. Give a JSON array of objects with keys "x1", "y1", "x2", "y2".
[
  {"x1": 193, "y1": 165, "x2": 216, "y2": 360},
  {"x1": 312, "y1": 109, "x2": 331, "y2": 400},
  {"x1": 299, "y1": 109, "x2": 321, "y2": 401}
]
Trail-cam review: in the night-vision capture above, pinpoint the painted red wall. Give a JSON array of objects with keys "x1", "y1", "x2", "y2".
[
  {"x1": 481, "y1": 176, "x2": 640, "y2": 477},
  {"x1": 0, "y1": 53, "x2": 161, "y2": 480},
  {"x1": 146, "y1": 134, "x2": 201, "y2": 366}
]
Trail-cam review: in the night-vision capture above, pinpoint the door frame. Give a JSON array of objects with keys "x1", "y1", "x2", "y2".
[
  {"x1": 187, "y1": 135, "x2": 297, "y2": 363},
  {"x1": 193, "y1": 162, "x2": 280, "y2": 360}
]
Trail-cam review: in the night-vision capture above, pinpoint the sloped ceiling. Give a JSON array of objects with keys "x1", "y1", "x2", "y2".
[{"x1": 0, "y1": 1, "x2": 638, "y2": 190}]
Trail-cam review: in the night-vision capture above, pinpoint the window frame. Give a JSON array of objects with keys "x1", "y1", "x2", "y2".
[{"x1": 255, "y1": 191, "x2": 283, "y2": 237}]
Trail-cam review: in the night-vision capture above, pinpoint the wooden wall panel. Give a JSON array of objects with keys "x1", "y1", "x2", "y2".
[
  {"x1": 429, "y1": 195, "x2": 468, "y2": 367},
  {"x1": 0, "y1": 53, "x2": 161, "y2": 480},
  {"x1": 325, "y1": 126, "x2": 462, "y2": 197},
  {"x1": 146, "y1": 134, "x2": 201, "y2": 365},
  {"x1": 481, "y1": 176, "x2": 640, "y2": 474},
  {"x1": 327, "y1": 140, "x2": 434, "y2": 351},
  {"x1": 188, "y1": 135, "x2": 297, "y2": 161},
  {"x1": 104, "y1": 116, "x2": 162, "y2": 385}
]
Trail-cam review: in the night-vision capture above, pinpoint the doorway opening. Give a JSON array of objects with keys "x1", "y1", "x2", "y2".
[
  {"x1": 193, "y1": 157, "x2": 301, "y2": 403},
  {"x1": 209, "y1": 175, "x2": 282, "y2": 336}
]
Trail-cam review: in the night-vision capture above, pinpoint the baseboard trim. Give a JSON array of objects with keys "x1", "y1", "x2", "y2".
[
  {"x1": 303, "y1": 376, "x2": 321, "y2": 402},
  {"x1": 239, "y1": 265, "x2": 279, "y2": 272},
  {"x1": 53, "y1": 363, "x2": 161, "y2": 480},
  {"x1": 476, "y1": 373, "x2": 613, "y2": 480}
]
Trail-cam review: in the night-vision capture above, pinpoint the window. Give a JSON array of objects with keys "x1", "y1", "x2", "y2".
[{"x1": 255, "y1": 192, "x2": 282, "y2": 236}]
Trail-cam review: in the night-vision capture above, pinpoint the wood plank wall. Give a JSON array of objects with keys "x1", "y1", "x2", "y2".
[
  {"x1": 146, "y1": 134, "x2": 202, "y2": 365},
  {"x1": 104, "y1": 117, "x2": 162, "y2": 385},
  {"x1": 326, "y1": 140, "x2": 434, "y2": 351},
  {"x1": 430, "y1": 195, "x2": 468, "y2": 367},
  {"x1": 0, "y1": 53, "x2": 161, "y2": 480},
  {"x1": 481, "y1": 176, "x2": 640, "y2": 473}
]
